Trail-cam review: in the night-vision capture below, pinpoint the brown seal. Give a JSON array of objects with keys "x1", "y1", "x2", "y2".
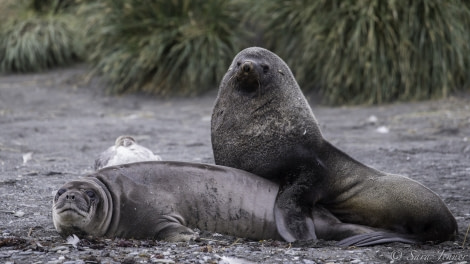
[
  {"x1": 94, "y1": 135, "x2": 161, "y2": 170},
  {"x1": 211, "y1": 47, "x2": 458, "y2": 246}
]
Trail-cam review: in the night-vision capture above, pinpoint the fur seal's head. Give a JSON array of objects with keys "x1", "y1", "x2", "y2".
[
  {"x1": 221, "y1": 47, "x2": 296, "y2": 98},
  {"x1": 212, "y1": 47, "x2": 324, "y2": 180},
  {"x1": 52, "y1": 178, "x2": 112, "y2": 237}
]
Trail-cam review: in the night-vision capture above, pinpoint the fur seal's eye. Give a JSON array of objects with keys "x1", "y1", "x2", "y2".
[
  {"x1": 85, "y1": 190, "x2": 96, "y2": 199},
  {"x1": 261, "y1": 64, "x2": 270, "y2": 73},
  {"x1": 57, "y1": 188, "x2": 67, "y2": 197},
  {"x1": 237, "y1": 62, "x2": 241, "y2": 67}
]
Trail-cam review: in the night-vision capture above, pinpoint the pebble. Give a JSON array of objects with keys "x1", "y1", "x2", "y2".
[
  {"x1": 302, "y1": 259, "x2": 316, "y2": 264},
  {"x1": 13, "y1": 211, "x2": 25, "y2": 217},
  {"x1": 350, "y1": 259, "x2": 363, "y2": 264},
  {"x1": 376, "y1": 126, "x2": 390, "y2": 134},
  {"x1": 151, "y1": 259, "x2": 175, "y2": 264},
  {"x1": 19, "y1": 250, "x2": 33, "y2": 255},
  {"x1": 51, "y1": 246, "x2": 68, "y2": 252},
  {"x1": 127, "y1": 251, "x2": 139, "y2": 257},
  {"x1": 367, "y1": 115, "x2": 378, "y2": 125}
]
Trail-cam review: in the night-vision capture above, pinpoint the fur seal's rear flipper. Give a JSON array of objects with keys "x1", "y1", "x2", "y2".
[
  {"x1": 337, "y1": 232, "x2": 417, "y2": 247},
  {"x1": 273, "y1": 169, "x2": 319, "y2": 242}
]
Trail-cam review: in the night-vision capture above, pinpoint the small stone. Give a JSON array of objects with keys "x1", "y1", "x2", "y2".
[
  {"x1": 19, "y1": 250, "x2": 33, "y2": 255},
  {"x1": 13, "y1": 211, "x2": 25, "y2": 217},
  {"x1": 367, "y1": 115, "x2": 378, "y2": 124},
  {"x1": 51, "y1": 246, "x2": 68, "y2": 252},
  {"x1": 376, "y1": 126, "x2": 390, "y2": 134},
  {"x1": 151, "y1": 259, "x2": 175, "y2": 264}
]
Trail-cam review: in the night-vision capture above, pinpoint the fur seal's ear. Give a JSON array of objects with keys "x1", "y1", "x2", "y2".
[{"x1": 274, "y1": 191, "x2": 317, "y2": 242}]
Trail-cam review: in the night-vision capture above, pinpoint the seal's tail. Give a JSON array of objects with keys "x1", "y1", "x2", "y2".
[{"x1": 337, "y1": 231, "x2": 417, "y2": 247}]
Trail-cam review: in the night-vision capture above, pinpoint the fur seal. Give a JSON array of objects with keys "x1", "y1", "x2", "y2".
[
  {"x1": 94, "y1": 135, "x2": 161, "y2": 170},
  {"x1": 211, "y1": 47, "x2": 458, "y2": 246},
  {"x1": 52, "y1": 161, "x2": 283, "y2": 242}
]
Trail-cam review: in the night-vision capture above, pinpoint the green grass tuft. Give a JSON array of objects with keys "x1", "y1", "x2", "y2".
[
  {"x1": 254, "y1": 0, "x2": 470, "y2": 105},
  {"x1": 0, "y1": 15, "x2": 83, "y2": 73},
  {"x1": 83, "y1": 0, "x2": 246, "y2": 95}
]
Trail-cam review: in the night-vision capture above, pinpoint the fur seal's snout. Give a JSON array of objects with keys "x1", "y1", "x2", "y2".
[
  {"x1": 237, "y1": 60, "x2": 269, "y2": 76},
  {"x1": 233, "y1": 60, "x2": 267, "y2": 96},
  {"x1": 241, "y1": 61, "x2": 253, "y2": 74}
]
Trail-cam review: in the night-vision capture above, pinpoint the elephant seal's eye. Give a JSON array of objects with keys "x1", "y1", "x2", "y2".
[
  {"x1": 85, "y1": 190, "x2": 96, "y2": 199},
  {"x1": 57, "y1": 188, "x2": 66, "y2": 196}
]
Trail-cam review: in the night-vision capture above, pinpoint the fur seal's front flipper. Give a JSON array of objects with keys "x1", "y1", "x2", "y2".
[
  {"x1": 337, "y1": 232, "x2": 417, "y2": 247},
  {"x1": 274, "y1": 188, "x2": 316, "y2": 242}
]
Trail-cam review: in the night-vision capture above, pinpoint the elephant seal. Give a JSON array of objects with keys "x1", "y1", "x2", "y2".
[
  {"x1": 211, "y1": 47, "x2": 458, "y2": 246},
  {"x1": 53, "y1": 161, "x2": 282, "y2": 242},
  {"x1": 94, "y1": 135, "x2": 161, "y2": 170}
]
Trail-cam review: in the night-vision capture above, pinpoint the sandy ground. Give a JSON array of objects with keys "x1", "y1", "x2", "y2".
[{"x1": 0, "y1": 65, "x2": 469, "y2": 263}]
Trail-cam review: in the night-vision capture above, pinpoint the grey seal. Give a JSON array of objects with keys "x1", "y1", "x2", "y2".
[
  {"x1": 52, "y1": 161, "x2": 282, "y2": 241},
  {"x1": 211, "y1": 47, "x2": 458, "y2": 246},
  {"x1": 94, "y1": 135, "x2": 161, "y2": 170}
]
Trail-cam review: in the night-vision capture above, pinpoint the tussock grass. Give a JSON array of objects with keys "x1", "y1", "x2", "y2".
[
  {"x1": 83, "y1": 0, "x2": 246, "y2": 95},
  {"x1": 255, "y1": 0, "x2": 470, "y2": 105},
  {"x1": 0, "y1": 16, "x2": 82, "y2": 73}
]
